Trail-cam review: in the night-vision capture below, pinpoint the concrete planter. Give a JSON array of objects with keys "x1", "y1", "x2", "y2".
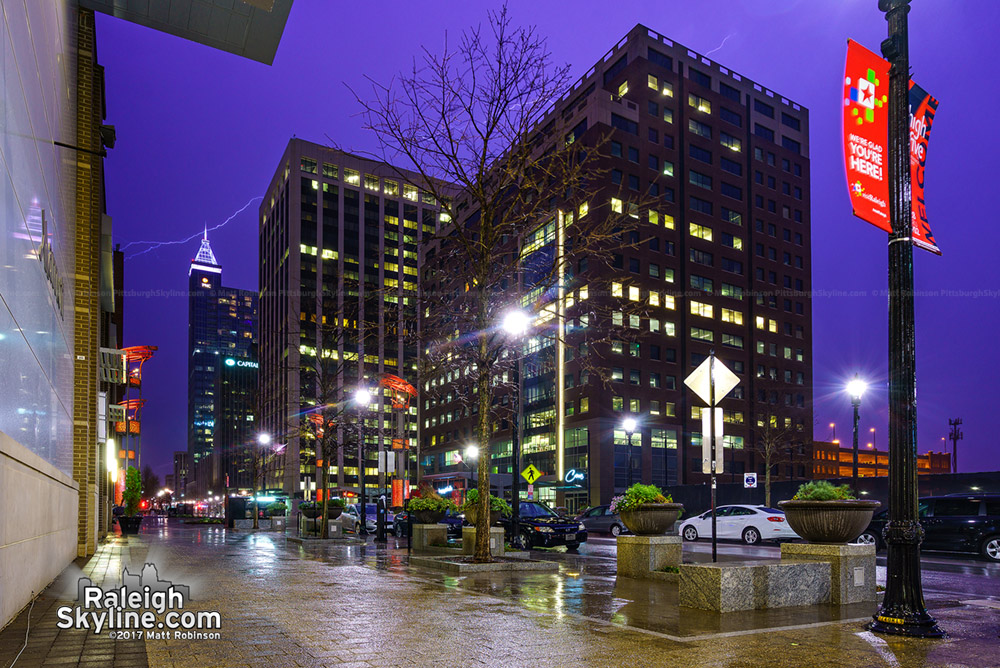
[
  {"x1": 464, "y1": 507, "x2": 501, "y2": 526},
  {"x1": 301, "y1": 506, "x2": 344, "y2": 520},
  {"x1": 619, "y1": 503, "x2": 684, "y2": 535},
  {"x1": 777, "y1": 499, "x2": 881, "y2": 543},
  {"x1": 118, "y1": 516, "x2": 142, "y2": 535},
  {"x1": 411, "y1": 509, "x2": 446, "y2": 524}
]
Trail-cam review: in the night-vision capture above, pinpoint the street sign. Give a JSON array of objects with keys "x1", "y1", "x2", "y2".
[
  {"x1": 527, "y1": 483, "x2": 534, "y2": 499},
  {"x1": 744, "y1": 473, "x2": 757, "y2": 489},
  {"x1": 377, "y1": 451, "x2": 396, "y2": 474},
  {"x1": 701, "y1": 407, "x2": 724, "y2": 475},
  {"x1": 684, "y1": 356, "x2": 739, "y2": 406},
  {"x1": 521, "y1": 465, "x2": 542, "y2": 484}
]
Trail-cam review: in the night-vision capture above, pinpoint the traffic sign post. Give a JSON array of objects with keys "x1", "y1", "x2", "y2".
[{"x1": 685, "y1": 352, "x2": 739, "y2": 563}]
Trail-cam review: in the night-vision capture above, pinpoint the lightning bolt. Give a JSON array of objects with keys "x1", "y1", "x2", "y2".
[
  {"x1": 705, "y1": 33, "x2": 734, "y2": 57},
  {"x1": 122, "y1": 196, "x2": 263, "y2": 259}
]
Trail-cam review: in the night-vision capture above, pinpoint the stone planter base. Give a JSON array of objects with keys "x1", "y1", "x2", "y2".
[
  {"x1": 462, "y1": 526, "x2": 505, "y2": 556},
  {"x1": 412, "y1": 524, "x2": 448, "y2": 551},
  {"x1": 616, "y1": 535, "x2": 682, "y2": 579},
  {"x1": 781, "y1": 542, "x2": 876, "y2": 604},
  {"x1": 679, "y1": 560, "x2": 830, "y2": 612}
]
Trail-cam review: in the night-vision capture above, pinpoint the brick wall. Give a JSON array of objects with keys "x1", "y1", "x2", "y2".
[{"x1": 73, "y1": 7, "x2": 102, "y2": 558}]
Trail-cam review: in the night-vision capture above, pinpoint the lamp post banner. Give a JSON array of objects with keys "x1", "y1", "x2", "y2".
[
  {"x1": 909, "y1": 81, "x2": 940, "y2": 255},
  {"x1": 844, "y1": 39, "x2": 891, "y2": 233},
  {"x1": 844, "y1": 40, "x2": 941, "y2": 254}
]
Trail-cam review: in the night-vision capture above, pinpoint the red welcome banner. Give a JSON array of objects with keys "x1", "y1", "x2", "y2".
[
  {"x1": 909, "y1": 81, "x2": 940, "y2": 254},
  {"x1": 844, "y1": 40, "x2": 942, "y2": 254},
  {"x1": 844, "y1": 40, "x2": 891, "y2": 233}
]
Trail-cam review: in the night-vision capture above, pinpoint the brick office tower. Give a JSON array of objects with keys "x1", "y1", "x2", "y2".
[
  {"x1": 187, "y1": 232, "x2": 257, "y2": 497},
  {"x1": 419, "y1": 25, "x2": 813, "y2": 510},
  {"x1": 258, "y1": 139, "x2": 443, "y2": 500}
]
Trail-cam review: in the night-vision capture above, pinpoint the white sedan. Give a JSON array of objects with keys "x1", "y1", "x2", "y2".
[{"x1": 679, "y1": 505, "x2": 800, "y2": 545}]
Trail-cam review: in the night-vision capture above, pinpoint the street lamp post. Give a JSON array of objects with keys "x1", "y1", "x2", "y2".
[
  {"x1": 847, "y1": 376, "x2": 866, "y2": 493},
  {"x1": 869, "y1": 0, "x2": 943, "y2": 639},
  {"x1": 622, "y1": 417, "x2": 637, "y2": 489},
  {"x1": 354, "y1": 387, "x2": 372, "y2": 536},
  {"x1": 829, "y1": 422, "x2": 836, "y2": 441},
  {"x1": 502, "y1": 309, "x2": 530, "y2": 544}
]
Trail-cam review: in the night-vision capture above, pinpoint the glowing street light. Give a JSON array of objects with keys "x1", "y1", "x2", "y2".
[
  {"x1": 354, "y1": 385, "x2": 373, "y2": 535},
  {"x1": 501, "y1": 309, "x2": 530, "y2": 337},
  {"x1": 353, "y1": 387, "x2": 372, "y2": 407},
  {"x1": 258, "y1": 432, "x2": 272, "y2": 446},
  {"x1": 847, "y1": 374, "x2": 867, "y2": 491},
  {"x1": 621, "y1": 417, "x2": 638, "y2": 488}
]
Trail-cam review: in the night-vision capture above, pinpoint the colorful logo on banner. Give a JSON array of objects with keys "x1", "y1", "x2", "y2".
[
  {"x1": 909, "y1": 82, "x2": 940, "y2": 254},
  {"x1": 844, "y1": 40, "x2": 891, "y2": 232},
  {"x1": 844, "y1": 39, "x2": 941, "y2": 254}
]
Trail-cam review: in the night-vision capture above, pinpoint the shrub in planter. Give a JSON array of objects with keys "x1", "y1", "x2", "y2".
[
  {"x1": 610, "y1": 483, "x2": 684, "y2": 535},
  {"x1": 266, "y1": 501, "x2": 287, "y2": 517},
  {"x1": 778, "y1": 481, "x2": 881, "y2": 543},
  {"x1": 460, "y1": 488, "x2": 512, "y2": 526},
  {"x1": 119, "y1": 466, "x2": 143, "y2": 535},
  {"x1": 300, "y1": 498, "x2": 346, "y2": 520},
  {"x1": 408, "y1": 484, "x2": 457, "y2": 524}
]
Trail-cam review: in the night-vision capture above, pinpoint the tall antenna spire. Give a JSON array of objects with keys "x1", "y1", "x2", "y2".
[{"x1": 193, "y1": 228, "x2": 218, "y2": 267}]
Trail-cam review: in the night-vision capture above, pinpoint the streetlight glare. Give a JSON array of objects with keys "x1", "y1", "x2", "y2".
[
  {"x1": 502, "y1": 310, "x2": 530, "y2": 337},
  {"x1": 353, "y1": 387, "x2": 372, "y2": 406},
  {"x1": 622, "y1": 417, "x2": 637, "y2": 433},
  {"x1": 464, "y1": 444, "x2": 480, "y2": 460},
  {"x1": 847, "y1": 377, "x2": 867, "y2": 399},
  {"x1": 257, "y1": 432, "x2": 272, "y2": 445}
]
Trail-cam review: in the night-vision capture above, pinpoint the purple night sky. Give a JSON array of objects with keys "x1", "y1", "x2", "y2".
[{"x1": 95, "y1": 0, "x2": 1000, "y2": 481}]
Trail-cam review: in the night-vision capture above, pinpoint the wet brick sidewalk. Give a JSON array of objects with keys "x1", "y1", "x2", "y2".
[{"x1": 1, "y1": 520, "x2": 998, "y2": 667}]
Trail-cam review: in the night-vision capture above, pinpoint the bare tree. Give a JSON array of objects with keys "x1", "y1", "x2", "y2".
[
  {"x1": 357, "y1": 6, "x2": 658, "y2": 561},
  {"x1": 286, "y1": 305, "x2": 352, "y2": 539}
]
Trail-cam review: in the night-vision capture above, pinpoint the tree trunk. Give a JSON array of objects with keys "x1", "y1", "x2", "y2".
[
  {"x1": 252, "y1": 474, "x2": 259, "y2": 529},
  {"x1": 320, "y1": 448, "x2": 329, "y2": 539},
  {"x1": 473, "y1": 324, "x2": 492, "y2": 563},
  {"x1": 764, "y1": 458, "x2": 772, "y2": 509}
]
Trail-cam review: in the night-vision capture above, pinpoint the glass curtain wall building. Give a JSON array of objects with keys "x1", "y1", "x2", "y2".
[{"x1": 187, "y1": 233, "x2": 257, "y2": 497}]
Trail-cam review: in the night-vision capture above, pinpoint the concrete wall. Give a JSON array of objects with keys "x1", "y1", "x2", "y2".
[{"x1": 0, "y1": 431, "x2": 78, "y2": 630}]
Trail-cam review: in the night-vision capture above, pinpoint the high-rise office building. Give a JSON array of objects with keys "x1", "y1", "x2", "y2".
[
  {"x1": 214, "y1": 353, "x2": 260, "y2": 492},
  {"x1": 419, "y1": 24, "x2": 813, "y2": 511},
  {"x1": 187, "y1": 232, "x2": 257, "y2": 496},
  {"x1": 259, "y1": 139, "x2": 443, "y2": 500}
]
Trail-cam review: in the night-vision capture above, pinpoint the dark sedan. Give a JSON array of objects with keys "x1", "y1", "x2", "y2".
[
  {"x1": 504, "y1": 502, "x2": 587, "y2": 550},
  {"x1": 857, "y1": 494, "x2": 1000, "y2": 561}
]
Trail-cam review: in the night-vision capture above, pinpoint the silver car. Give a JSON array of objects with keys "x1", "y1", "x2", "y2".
[
  {"x1": 576, "y1": 505, "x2": 629, "y2": 536},
  {"x1": 343, "y1": 504, "x2": 377, "y2": 534}
]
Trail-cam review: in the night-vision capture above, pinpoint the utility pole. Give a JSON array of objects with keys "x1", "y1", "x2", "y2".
[
  {"x1": 948, "y1": 419, "x2": 963, "y2": 473},
  {"x1": 868, "y1": 0, "x2": 944, "y2": 639}
]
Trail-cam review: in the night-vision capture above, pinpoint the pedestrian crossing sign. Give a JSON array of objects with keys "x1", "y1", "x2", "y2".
[{"x1": 521, "y1": 465, "x2": 542, "y2": 484}]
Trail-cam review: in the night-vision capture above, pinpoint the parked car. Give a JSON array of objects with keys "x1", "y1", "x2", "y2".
[
  {"x1": 857, "y1": 494, "x2": 1000, "y2": 562},
  {"x1": 575, "y1": 505, "x2": 629, "y2": 536},
  {"x1": 503, "y1": 502, "x2": 587, "y2": 550},
  {"x1": 679, "y1": 505, "x2": 799, "y2": 545},
  {"x1": 343, "y1": 504, "x2": 377, "y2": 534}
]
